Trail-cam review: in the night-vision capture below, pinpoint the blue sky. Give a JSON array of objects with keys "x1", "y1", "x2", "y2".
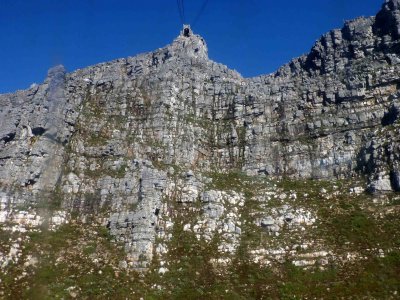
[{"x1": 0, "y1": 0, "x2": 381, "y2": 93}]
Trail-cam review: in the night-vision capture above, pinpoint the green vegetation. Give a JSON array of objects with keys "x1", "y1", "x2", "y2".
[
  {"x1": 206, "y1": 170, "x2": 269, "y2": 199},
  {"x1": 35, "y1": 186, "x2": 64, "y2": 211},
  {"x1": 1, "y1": 174, "x2": 399, "y2": 299},
  {"x1": 141, "y1": 173, "x2": 399, "y2": 298},
  {"x1": 84, "y1": 162, "x2": 128, "y2": 180},
  {"x1": 1, "y1": 223, "x2": 141, "y2": 300},
  {"x1": 86, "y1": 131, "x2": 109, "y2": 146}
]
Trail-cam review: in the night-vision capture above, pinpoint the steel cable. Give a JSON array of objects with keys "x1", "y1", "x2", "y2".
[{"x1": 192, "y1": 0, "x2": 209, "y2": 27}]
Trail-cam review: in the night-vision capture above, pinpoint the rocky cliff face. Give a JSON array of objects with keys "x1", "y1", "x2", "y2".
[
  {"x1": 5, "y1": 2, "x2": 400, "y2": 189},
  {"x1": 1, "y1": 1, "x2": 400, "y2": 296}
]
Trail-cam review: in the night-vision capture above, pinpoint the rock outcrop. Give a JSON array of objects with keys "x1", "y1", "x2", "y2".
[{"x1": 1, "y1": 1, "x2": 400, "y2": 269}]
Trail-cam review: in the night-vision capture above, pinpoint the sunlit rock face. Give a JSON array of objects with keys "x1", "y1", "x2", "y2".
[{"x1": 1, "y1": 0, "x2": 400, "y2": 269}]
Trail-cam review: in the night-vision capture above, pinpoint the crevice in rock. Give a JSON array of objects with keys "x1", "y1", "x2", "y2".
[
  {"x1": 24, "y1": 179, "x2": 37, "y2": 187},
  {"x1": 32, "y1": 127, "x2": 46, "y2": 136},
  {"x1": 381, "y1": 105, "x2": 399, "y2": 126},
  {"x1": 1, "y1": 132, "x2": 16, "y2": 144},
  {"x1": 390, "y1": 170, "x2": 400, "y2": 191}
]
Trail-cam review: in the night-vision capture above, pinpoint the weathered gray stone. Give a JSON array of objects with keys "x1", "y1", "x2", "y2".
[
  {"x1": 261, "y1": 217, "x2": 275, "y2": 227},
  {"x1": 368, "y1": 174, "x2": 393, "y2": 192},
  {"x1": 1, "y1": 1, "x2": 400, "y2": 269}
]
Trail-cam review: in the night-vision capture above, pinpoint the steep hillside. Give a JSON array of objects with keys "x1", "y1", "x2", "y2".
[{"x1": 1, "y1": 1, "x2": 400, "y2": 298}]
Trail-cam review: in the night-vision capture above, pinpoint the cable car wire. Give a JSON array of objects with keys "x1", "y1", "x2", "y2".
[
  {"x1": 177, "y1": 0, "x2": 209, "y2": 27},
  {"x1": 192, "y1": 0, "x2": 209, "y2": 27},
  {"x1": 177, "y1": 0, "x2": 183, "y2": 24},
  {"x1": 181, "y1": 0, "x2": 185, "y2": 23}
]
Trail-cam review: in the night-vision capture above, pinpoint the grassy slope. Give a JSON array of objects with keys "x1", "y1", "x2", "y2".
[{"x1": 1, "y1": 174, "x2": 399, "y2": 299}]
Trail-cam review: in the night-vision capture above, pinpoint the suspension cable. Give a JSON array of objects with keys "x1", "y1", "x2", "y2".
[
  {"x1": 177, "y1": 0, "x2": 209, "y2": 27},
  {"x1": 177, "y1": 0, "x2": 184, "y2": 24},
  {"x1": 193, "y1": 0, "x2": 209, "y2": 27},
  {"x1": 181, "y1": 0, "x2": 185, "y2": 23}
]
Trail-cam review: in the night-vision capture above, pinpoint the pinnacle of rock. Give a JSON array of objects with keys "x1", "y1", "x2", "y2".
[{"x1": 168, "y1": 25, "x2": 208, "y2": 60}]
